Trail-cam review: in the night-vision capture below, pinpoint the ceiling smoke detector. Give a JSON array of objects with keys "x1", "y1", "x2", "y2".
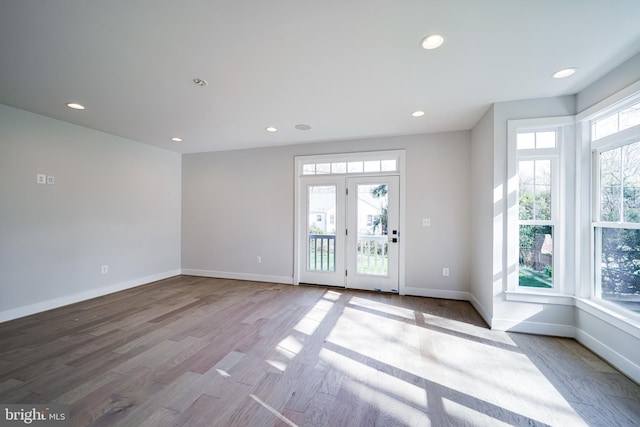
[{"x1": 193, "y1": 78, "x2": 208, "y2": 87}]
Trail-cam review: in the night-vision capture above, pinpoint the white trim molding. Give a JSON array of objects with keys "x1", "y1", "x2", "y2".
[
  {"x1": 491, "y1": 317, "x2": 576, "y2": 337},
  {"x1": 404, "y1": 286, "x2": 472, "y2": 301},
  {"x1": 0, "y1": 269, "x2": 181, "y2": 323},
  {"x1": 575, "y1": 327, "x2": 640, "y2": 385},
  {"x1": 181, "y1": 269, "x2": 294, "y2": 285}
]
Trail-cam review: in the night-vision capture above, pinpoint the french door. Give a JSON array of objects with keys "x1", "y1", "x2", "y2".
[{"x1": 298, "y1": 175, "x2": 400, "y2": 292}]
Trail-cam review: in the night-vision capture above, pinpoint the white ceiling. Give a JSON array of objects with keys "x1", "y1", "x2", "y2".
[{"x1": 2, "y1": 1, "x2": 640, "y2": 154}]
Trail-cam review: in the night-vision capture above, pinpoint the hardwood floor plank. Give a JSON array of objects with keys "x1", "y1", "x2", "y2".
[{"x1": 0, "y1": 276, "x2": 638, "y2": 427}]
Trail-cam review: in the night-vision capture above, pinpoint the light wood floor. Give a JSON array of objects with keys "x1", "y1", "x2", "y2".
[{"x1": 0, "y1": 276, "x2": 638, "y2": 426}]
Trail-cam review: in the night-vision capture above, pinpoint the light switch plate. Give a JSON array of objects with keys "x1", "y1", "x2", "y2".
[{"x1": 422, "y1": 218, "x2": 431, "y2": 227}]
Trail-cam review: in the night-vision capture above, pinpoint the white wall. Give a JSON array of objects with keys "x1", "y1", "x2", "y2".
[
  {"x1": 182, "y1": 132, "x2": 472, "y2": 298},
  {"x1": 0, "y1": 105, "x2": 182, "y2": 322},
  {"x1": 577, "y1": 51, "x2": 640, "y2": 113},
  {"x1": 491, "y1": 96, "x2": 576, "y2": 333},
  {"x1": 469, "y1": 105, "x2": 495, "y2": 324}
]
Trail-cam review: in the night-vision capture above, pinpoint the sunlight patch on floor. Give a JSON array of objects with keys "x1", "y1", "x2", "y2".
[
  {"x1": 349, "y1": 296, "x2": 415, "y2": 320},
  {"x1": 420, "y1": 312, "x2": 518, "y2": 347},
  {"x1": 319, "y1": 297, "x2": 590, "y2": 427},
  {"x1": 320, "y1": 347, "x2": 430, "y2": 425},
  {"x1": 442, "y1": 398, "x2": 514, "y2": 427},
  {"x1": 293, "y1": 297, "x2": 334, "y2": 335}
]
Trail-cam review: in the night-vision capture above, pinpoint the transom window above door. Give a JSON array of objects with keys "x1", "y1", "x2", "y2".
[{"x1": 298, "y1": 152, "x2": 400, "y2": 176}]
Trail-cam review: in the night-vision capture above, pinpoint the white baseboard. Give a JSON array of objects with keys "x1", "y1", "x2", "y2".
[
  {"x1": 469, "y1": 294, "x2": 492, "y2": 327},
  {"x1": 575, "y1": 328, "x2": 640, "y2": 385},
  {"x1": 404, "y1": 286, "x2": 472, "y2": 301},
  {"x1": 181, "y1": 269, "x2": 293, "y2": 285},
  {"x1": 491, "y1": 317, "x2": 576, "y2": 337},
  {"x1": 0, "y1": 269, "x2": 181, "y2": 323}
]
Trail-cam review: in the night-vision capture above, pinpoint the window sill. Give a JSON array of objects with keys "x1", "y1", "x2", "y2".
[{"x1": 505, "y1": 290, "x2": 574, "y2": 305}]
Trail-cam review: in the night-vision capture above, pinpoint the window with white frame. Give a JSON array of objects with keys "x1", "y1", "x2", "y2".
[
  {"x1": 591, "y1": 96, "x2": 640, "y2": 315},
  {"x1": 508, "y1": 117, "x2": 573, "y2": 296},
  {"x1": 516, "y1": 130, "x2": 560, "y2": 289},
  {"x1": 301, "y1": 158, "x2": 398, "y2": 176}
]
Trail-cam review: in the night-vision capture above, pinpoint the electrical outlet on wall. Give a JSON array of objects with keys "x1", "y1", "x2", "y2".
[
  {"x1": 46, "y1": 175, "x2": 55, "y2": 184},
  {"x1": 37, "y1": 174, "x2": 46, "y2": 184},
  {"x1": 443, "y1": 267, "x2": 450, "y2": 276},
  {"x1": 101, "y1": 265, "x2": 109, "y2": 274}
]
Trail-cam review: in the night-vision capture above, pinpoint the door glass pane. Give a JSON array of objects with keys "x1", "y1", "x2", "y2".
[
  {"x1": 363, "y1": 160, "x2": 380, "y2": 172},
  {"x1": 381, "y1": 159, "x2": 397, "y2": 171},
  {"x1": 356, "y1": 184, "x2": 388, "y2": 276},
  {"x1": 308, "y1": 185, "x2": 336, "y2": 271},
  {"x1": 519, "y1": 225, "x2": 553, "y2": 288},
  {"x1": 331, "y1": 162, "x2": 347, "y2": 174},
  {"x1": 348, "y1": 161, "x2": 364, "y2": 173}
]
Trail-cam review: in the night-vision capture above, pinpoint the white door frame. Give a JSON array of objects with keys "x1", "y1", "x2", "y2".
[{"x1": 293, "y1": 150, "x2": 406, "y2": 295}]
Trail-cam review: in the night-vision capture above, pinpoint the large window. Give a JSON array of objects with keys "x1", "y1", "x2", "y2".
[
  {"x1": 592, "y1": 99, "x2": 640, "y2": 314},
  {"x1": 507, "y1": 117, "x2": 572, "y2": 296},
  {"x1": 517, "y1": 132, "x2": 559, "y2": 289}
]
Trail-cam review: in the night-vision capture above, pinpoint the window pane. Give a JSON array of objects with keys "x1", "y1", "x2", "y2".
[
  {"x1": 619, "y1": 102, "x2": 640, "y2": 132},
  {"x1": 356, "y1": 184, "x2": 389, "y2": 276},
  {"x1": 363, "y1": 160, "x2": 380, "y2": 173},
  {"x1": 519, "y1": 160, "x2": 534, "y2": 220},
  {"x1": 303, "y1": 164, "x2": 316, "y2": 175},
  {"x1": 622, "y1": 141, "x2": 640, "y2": 223},
  {"x1": 348, "y1": 161, "x2": 363, "y2": 173},
  {"x1": 599, "y1": 227, "x2": 640, "y2": 314},
  {"x1": 534, "y1": 160, "x2": 552, "y2": 220},
  {"x1": 517, "y1": 132, "x2": 535, "y2": 150},
  {"x1": 308, "y1": 185, "x2": 337, "y2": 272},
  {"x1": 600, "y1": 148, "x2": 621, "y2": 222},
  {"x1": 316, "y1": 163, "x2": 331, "y2": 174},
  {"x1": 381, "y1": 159, "x2": 397, "y2": 171},
  {"x1": 536, "y1": 131, "x2": 556, "y2": 149},
  {"x1": 331, "y1": 162, "x2": 346, "y2": 174},
  {"x1": 519, "y1": 225, "x2": 553, "y2": 288},
  {"x1": 594, "y1": 113, "x2": 619, "y2": 140}
]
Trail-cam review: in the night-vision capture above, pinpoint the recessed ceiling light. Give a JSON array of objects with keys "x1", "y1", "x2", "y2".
[
  {"x1": 295, "y1": 124, "x2": 312, "y2": 131},
  {"x1": 411, "y1": 110, "x2": 425, "y2": 117},
  {"x1": 421, "y1": 34, "x2": 446, "y2": 50},
  {"x1": 66, "y1": 102, "x2": 85, "y2": 110},
  {"x1": 171, "y1": 137, "x2": 183, "y2": 142},
  {"x1": 265, "y1": 126, "x2": 278, "y2": 132},
  {"x1": 553, "y1": 67, "x2": 577, "y2": 79}
]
